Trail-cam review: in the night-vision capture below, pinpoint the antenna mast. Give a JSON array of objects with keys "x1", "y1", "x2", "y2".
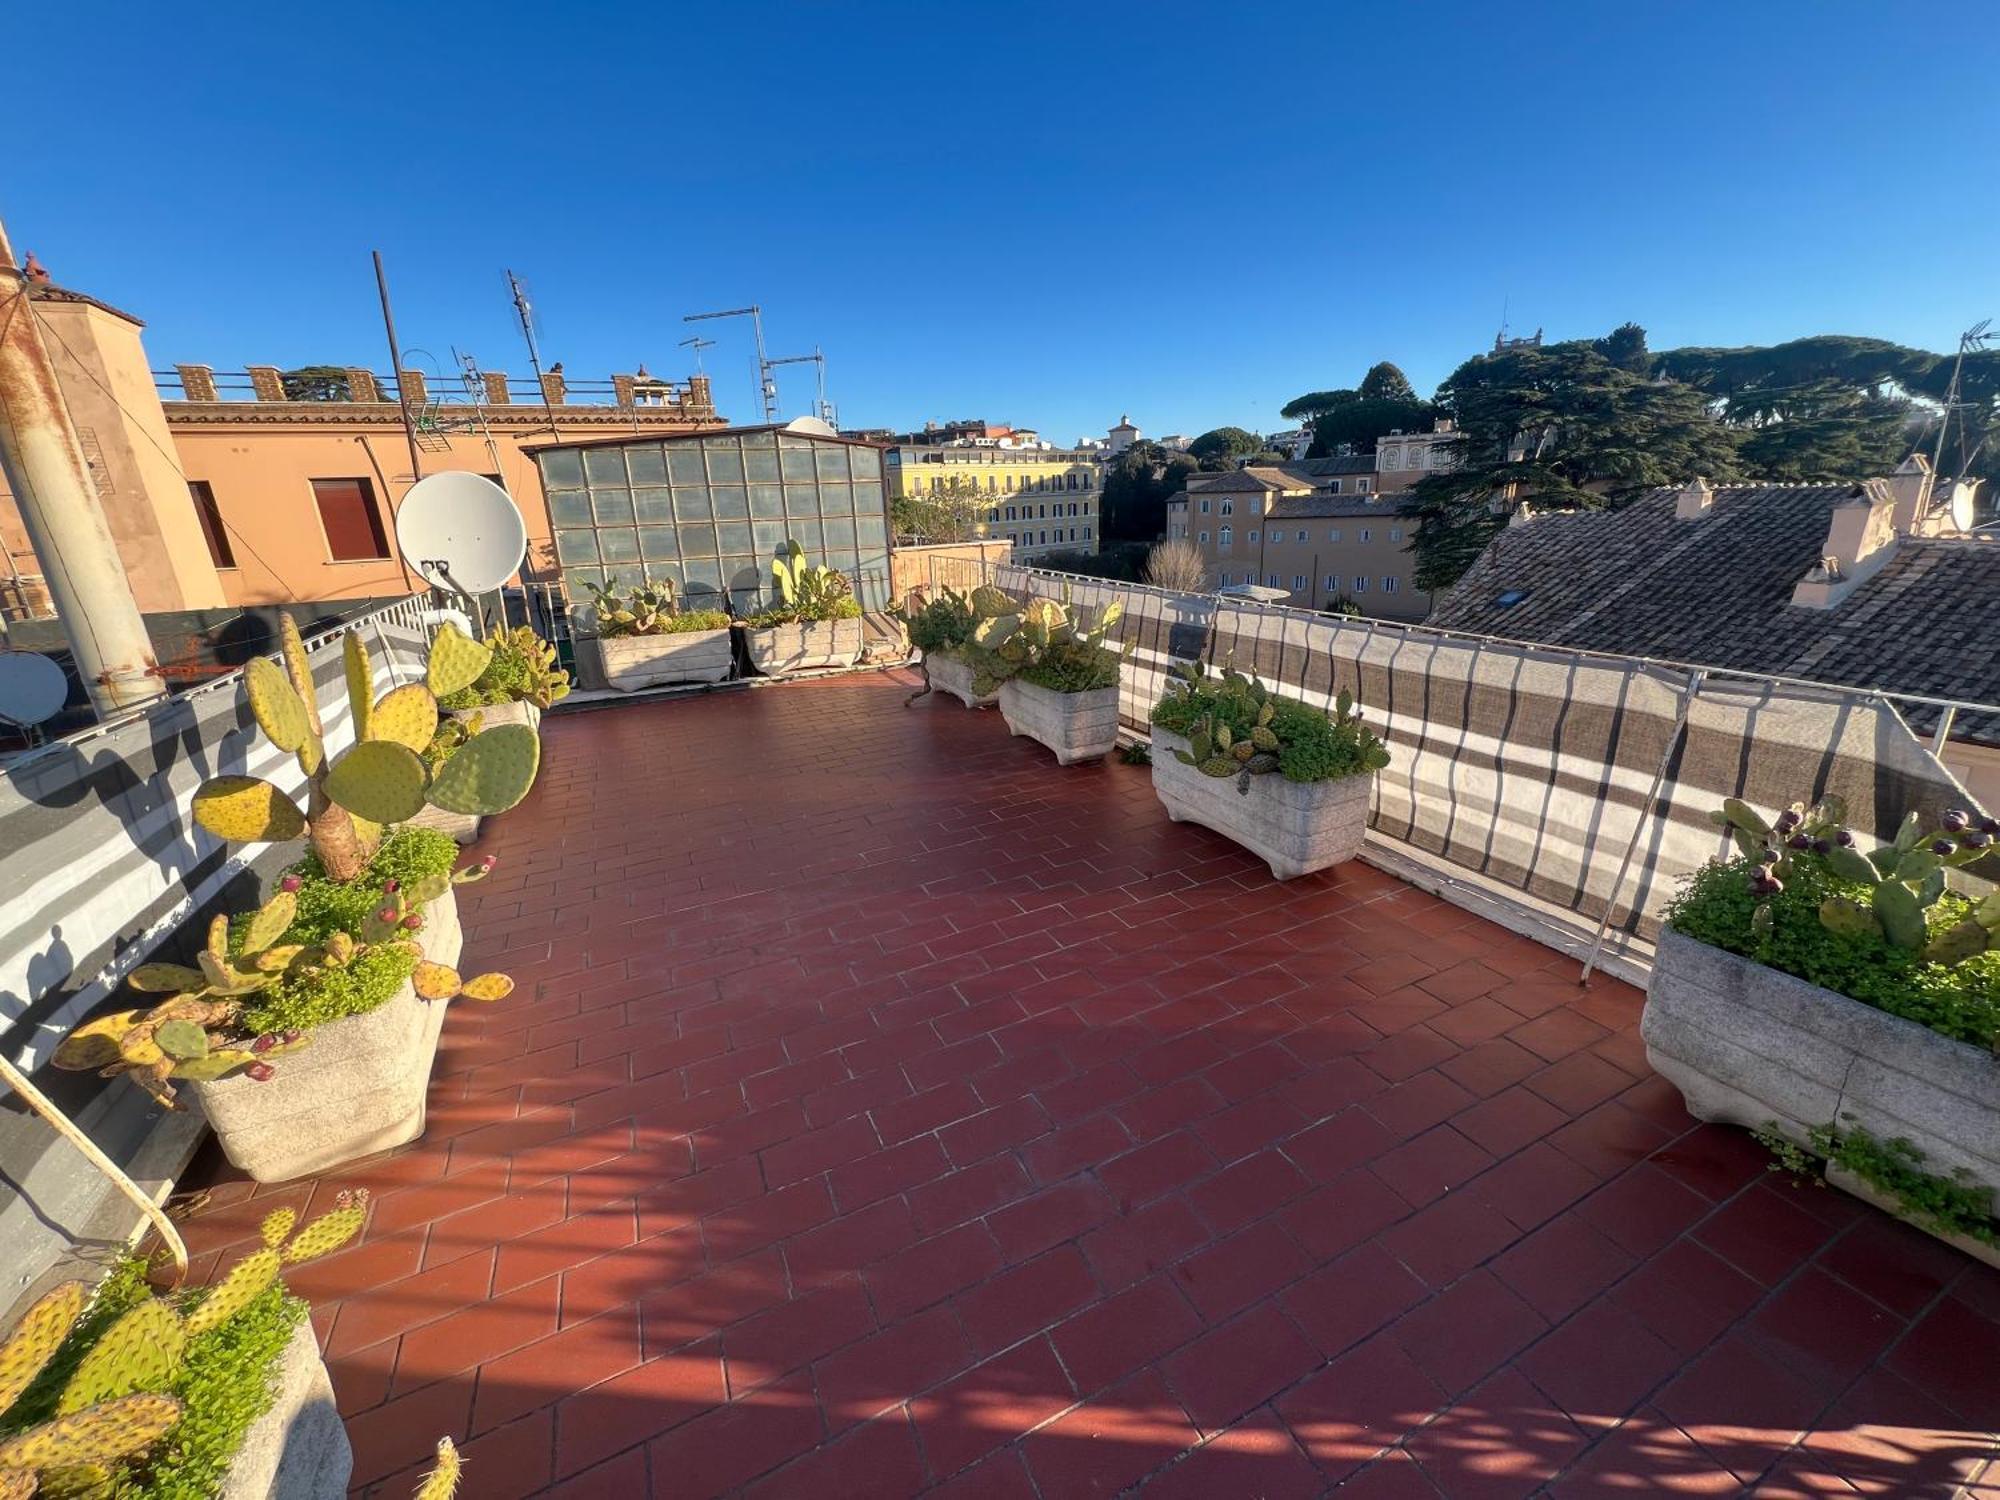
[
  {"x1": 507, "y1": 269, "x2": 560, "y2": 438},
  {"x1": 684, "y1": 305, "x2": 776, "y2": 421},
  {"x1": 767, "y1": 347, "x2": 834, "y2": 427},
  {"x1": 1930, "y1": 319, "x2": 1995, "y2": 487},
  {"x1": 679, "y1": 335, "x2": 715, "y2": 373}
]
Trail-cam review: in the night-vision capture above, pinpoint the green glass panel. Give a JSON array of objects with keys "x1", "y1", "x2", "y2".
[
  {"x1": 814, "y1": 445, "x2": 851, "y2": 481},
  {"x1": 634, "y1": 487, "x2": 673, "y2": 523},
  {"x1": 712, "y1": 484, "x2": 749, "y2": 518},
  {"x1": 853, "y1": 480, "x2": 884, "y2": 516},
  {"x1": 750, "y1": 483, "x2": 785, "y2": 518},
  {"x1": 678, "y1": 524, "x2": 720, "y2": 560},
  {"x1": 555, "y1": 529, "x2": 599, "y2": 564},
  {"x1": 563, "y1": 563, "x2": 602, "y2": 591},
  {"x1": 752, "y1": 521, "x2": 788, "y2": 557},
  {"x1": 823, "y1": 517, "x2": 856, "y2": 550},
  {"x1": 598, "y1": 527, "x2": 640, "y2": 562},
  {"x1": 745, "y1": 446, "x2": 780, "y2": 483},
  {"x1": 668, "y1": 446, "x2": 707, "y2": 484},
  {"x1": 848, "y1": 447, "x2": 882, "y2": 481},
  {"x1": 789, "y1": 518, "x2": 823, "y2": 553},
  {"x1": 541, "y1": 450, "x2": 584, "y2": 488},
  {"x1": 674, "y1": 487, "x2": 714, "y2": 522},
  {"x1": 819, "y1": 482, "x2": 854, "y2": 515},
  {"x1": 781, "y1": 447, "x2": 815, "y2": 483},
  {"x1": 706, "y1": 446, "x2": 745, "y2": 484},
  {"x1": 856, "y1": 514, "x2": 887, "y2": 548},
  {"x1": 591, "y1": 488, "x2": 635, "y2": 526},
  {"x1": 626, "y1": 447, "x2": 668, "y2": 484},
  {"x1": 638, "y1": 526, "x2": 678, "y2": 560},
  {"x1": 550, "y1": 491, "x2": 593, "y2": 527},
  {"x1": 584, "y1": 449, "x2": 628, "y2": 485},
  {"x1": 718, "y1": 521, "x2": 753, "y2": 555}
]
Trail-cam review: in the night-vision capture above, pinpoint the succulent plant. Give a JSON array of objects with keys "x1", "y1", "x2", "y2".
[
  {"x1": 585, "y1": 579, "x2": 685, "y2": 638},
  {"x1": 413, "y1": 1437, "x2": 462, "y2": 1500},
  {"x1": 767, "y1": 540, "x2": 855, "y2": 623},
  {"x1": 192, "y1": 618, "x2": 539, "y2": 883},
  {"x1": 1156, "y1": 661, "x2": 1387, "y2": 794},
  {"x1": 0, "y1": 1194, "x2": 368, "y2": 1496}
]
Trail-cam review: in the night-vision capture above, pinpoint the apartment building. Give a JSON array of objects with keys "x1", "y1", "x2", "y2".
[
  {"x1": 884, "y1": 441, "x2": 1101, "y2": 561},
  {"x1": 1164, "y1": 467, "x2": 1427, "y2": 620}
]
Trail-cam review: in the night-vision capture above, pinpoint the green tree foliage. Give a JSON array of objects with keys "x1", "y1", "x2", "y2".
[
  {"x1": 1187, "y1": 427, "x2": 1265, "y2": 467},
  {"x1": 1728, "y1": 380, "x2": 1912, "y2": 480},
  {"x1": 1281, "y1": 363, "x2": 1434, "y2": 459},
  {"x1": 891, "y1": 473, "x2": 988, "y2": 542},
  {"x1": 279, "y1": 365, "x2": 352, "y2": 402},
  {"x1": 1408, "y1": 340, "x2": 1742, "y2": 592},
  {"x1": 1357, "y1": 361, "x2": 1416, "y2": 401},
  {"x1": 1592, "y1": 322, "x2": 1651, "y2": 374},
  {"x1": 1101, "y1": 441, "x2": 1200, "y2": 541}
]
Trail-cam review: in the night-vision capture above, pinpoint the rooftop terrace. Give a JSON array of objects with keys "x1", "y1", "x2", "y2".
[{"x1": 166, "y1": 671, "x2": 2000, "y2": 1498}]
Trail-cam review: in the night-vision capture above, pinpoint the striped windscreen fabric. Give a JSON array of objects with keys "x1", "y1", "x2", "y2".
[
  {"x1": 946, "y1": 559, "x2": 1986, "y2": 943},
  {"x1": 0, "y1": 609, "x2": 431, "y2": 1073}
]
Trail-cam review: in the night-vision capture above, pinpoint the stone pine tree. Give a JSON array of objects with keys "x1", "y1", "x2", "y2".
[{"x1": 1282, "y1": 362, "x2": 1434, "y2": 459}]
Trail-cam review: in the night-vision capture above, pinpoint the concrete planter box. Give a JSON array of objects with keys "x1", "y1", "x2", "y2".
[
  {"x1": 998, "y1": 679, "x2": 1120, "y2": 765},
  {"x1": 1824, "y1": 1163, "x2": 2000, "y2": 1271},
  {"x1": 406, "y1": 801, "x2": 481, "y2": 845},
  {"x1": 1643, "y1": 926, "x2": 2000, "y2": 1213},
  {"x1": 598, "y1": 629, "x2": 734, "y2": 691},
  {"x1": 924, "y1": 650, "x2": 996, "y2": 708},
  {"x1": 448, "y1": 698, "x2": 541, "y2": 734},
  {"x1": 185, "y1": 889, "x2": 463, "y2": 1183},
  {"x1": 745, "y1": 618, "x2": 864, "y2": 675},
  {"x1": 1151, "y1": 728, "x2": 1373, "y2": 880},
  {"x1": 219, "y1": 1321, "x2": 350, "y2": 1500}
]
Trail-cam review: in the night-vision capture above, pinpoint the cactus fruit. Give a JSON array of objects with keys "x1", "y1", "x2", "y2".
[
  {"x1": 192, "y1": 777, "x2": 308, "y2": 843},
  {"x1": 425, "y1": 723, "x2": 541, "y2": 815},
  {"x1": 57, "y1": 1299, "x2": 185, "y2": 1414},
  {"x1": 426, "y1": 622, "x2": 493, "y2": 700},
  {"x1": 368, "y1": 683, "x2": 441, "y2": 754},
  {"x1": 0, "y1": 1391, "x2": 184, "y2": 1474},
  {"x1": 0, "y1": 1283, "x2": 86, "y2": 1412},
  {"x1": 184, "y1": 1250, "x2": 281, "y2": 1338},
  {"x1": 413, "y1": 1437, "x2": 462, "y2": 1500}
]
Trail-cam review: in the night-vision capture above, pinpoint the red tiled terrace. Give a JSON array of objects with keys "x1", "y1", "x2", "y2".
[{"x1": 176, "y1": 671, "x2": 2000, "y2": 1497}]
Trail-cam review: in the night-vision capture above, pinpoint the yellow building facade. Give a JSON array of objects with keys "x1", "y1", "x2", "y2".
[{"x1": 885, "y1": 444, "x2": 1101, "y2": 561}]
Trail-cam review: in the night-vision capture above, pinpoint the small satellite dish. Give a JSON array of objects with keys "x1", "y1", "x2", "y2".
[
  {"x1": 0, "y1": 651, "x2": 70, "y2": 727},
  {"x1": 1949, "y1": 483, "x2": 1977, "y2": 535},
  {"x1": 395, "y1": 472, "x2": 527, "y2": 595}
]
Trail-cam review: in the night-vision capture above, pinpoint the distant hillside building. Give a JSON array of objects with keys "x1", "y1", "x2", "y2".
[
  {"x1": 1106, "y1": 415, "x2": 1142, "y2": 456},
  {"x1": 885, "y1": 441, "x2": 1101, "y2": 562}
]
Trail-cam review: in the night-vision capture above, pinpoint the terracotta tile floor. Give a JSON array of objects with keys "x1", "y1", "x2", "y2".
[{"x1": 174, "y1": 671, "x2": 2000, "y2": 1498}]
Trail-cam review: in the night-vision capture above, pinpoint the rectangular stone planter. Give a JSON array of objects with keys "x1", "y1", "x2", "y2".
[
  {"x1": 597, "y1": 629, "x2": 734, "y2": 691},
  {"x1": 183, "y1": 888, "x2": 463, "y2": 1183},
  {"x1": 744, "y1": 618, "x2": 864, "y2": 675},
  {"x1": 1643, "y1": 926, "x2": 2000, "y2": 1210},
  {"x1": 1150, "y1": 728, "x2": 1373, "y2": 879},
  {"x1": 924, "y1": 650, "x2": 997, "y2": 708},
  {"x1": 448, "y1": 698, "x2": 541, "y2": 734},
  {"x1": 406, "y1": 801, "x2": 481, "y2": 845},
  {"x1": 219, "y1": 1320, "x2": 351, "y2": 1500},
  {"x1": 997, "y1": 679, "x2": 1120, "y2": 765}
]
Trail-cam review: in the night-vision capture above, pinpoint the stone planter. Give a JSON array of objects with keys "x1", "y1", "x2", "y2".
[
  {"x1": 219, "y1": 1321, "x2": 351, "y2": 1500},
  {"x1": 597, "y1": 629, "x2": 734, "y2": 691},
  {"x1": 184, "y1": 888, "x2": 463, "y2": 1183},
  {"x1": 1151, "y1": 728, "x2": 1373, "y2": 879},
  {"x1": 997, "y1": 679, "x2": 1120, "y2": 765},
  {"x1": 406, "y1": 801, "x2": 481, "y2": 845},
  {"x1": 744, "y1": 618, "x2": 864, "y2": 675},
  {"x1": 924, "y1": 650, "x2": 996, "y2": 708},
  {"x1": 448, "y1": 698, "x2": 541, "y2": 734},
  {"x1": 1643, "y1": 927, "x2": 2000, "y2": 1208}
]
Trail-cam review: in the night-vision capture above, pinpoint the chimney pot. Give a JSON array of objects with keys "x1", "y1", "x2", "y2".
[{"x1": 1675, "y1": 477, "x2": 1715, "y2": 520}]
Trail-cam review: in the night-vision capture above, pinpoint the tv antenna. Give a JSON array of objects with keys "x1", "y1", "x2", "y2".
[
  {"x1": 684, "y1": 305, "x2": 776, "y2": 422},
  {"x1": 506, "y1": 269, "x2": 561, "y2": 437},
  {"x1": 767, "y1": 347, "x2": 835, "y2": 427},
  {"x1": 679, "y1": 335, "x2": 715, "y2": 373},
  {"x1": 1927, "y1": 319, "x2": 1995, "y2": 485},
  {"x1": 0, "y1": 650, "x2": 71, "y2": 743}
]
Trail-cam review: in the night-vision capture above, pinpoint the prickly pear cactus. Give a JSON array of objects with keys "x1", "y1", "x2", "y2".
[
  {"x1": 427, "y1": 623, "x2": 493, "y2": 701},
  {"x1": 412, "y1": 962, "x2": 462, "y2": 1001},
  {"x1": 0, "y1": 1282, "x2": 87, "y2": 1412},
  {"x1": 324, "y1": 740, "x2": 430, "y2": 824},
  {"x1": 368, "y1": 683, "x2": 441, "y2": 754},
  {"x1": 344, "y1": 630, "x2": 375, "y2": 741},
  {"x1": 425, "y1": 724, "x2": 540, "y2": 815},
  {"x1": 260, "y1": 1208, "x2": 298, "y2": 1249},
  {"x1": 278, "y1": 1193, "x2": 369, "y2": 1265},
  {"x1": 0, "y1": 1391, "x2": 183, "y2": 1475},
  {"x1": 413, "y1": 1437, "x2": 462, "y2": 1500},
  {"x1": 458, "y1": 973, "x2": 514, "y2": 1003},
  {"x1": 192, "y1": 777, "x2": 307, "y2": 843},
  {"x1": 183, "y1": 1249, "x2": 280, "y2": 1338},
  {"x1": 57, "y1": 1299, "x2": 185, "y2": 1414}
]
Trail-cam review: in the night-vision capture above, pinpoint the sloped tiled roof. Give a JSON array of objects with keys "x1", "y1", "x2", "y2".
[
  {"x1": 1185, "y1": 467, "x2": 1313, "y2": 494},
  {"x1": 1267, "y1": 493, "x2": 1423, "y2": 520},
  {"x1": 1293, "y1": 454, "x2": 1378, "y2": 477},
  {"x1": 1427, "y1": 483, "x2": 2000, "y2": 743}
]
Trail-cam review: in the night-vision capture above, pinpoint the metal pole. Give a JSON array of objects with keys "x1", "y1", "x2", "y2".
[
  {"x1": 0, "y1": 216, "x2": 164, "y2": 717},
  {"x1": 373, "y1": 251, "x2": 424, "y2": 484}
]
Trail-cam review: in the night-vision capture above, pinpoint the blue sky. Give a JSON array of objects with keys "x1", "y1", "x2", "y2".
[{"x1": 11, "y1": 2, "x2": 1997, "y2": 444}]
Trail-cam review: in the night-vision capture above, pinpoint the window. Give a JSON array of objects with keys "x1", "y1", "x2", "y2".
[
  {"x1": 311, "y1": 477, "x2": 390, "y2": 561},
  {"x1": 1328, "y1": 479, "x2": 1342, "y2": 495},
  {"x1": 1070, "y1": 502, "x2": 1079, "y2": 517},
  {"x1": 1360, "y1": 528, "x2": 1371, "y2": 543},
  {"x1": 1296, "y1": 530, "x2": 1308, "y2": 542},
  {"x1": 1040, "y1": 505, "x2": 1048, "y2": 519},
  {"x1": 1199, "y1": 530, "x2": 1209, "y2": 543},
  {"x1": 1266, "y1": 573, "x2": 1279, "y2": 588},
  {"x1": 1329, "y1": 528, "x2": 1341, "y2": 542},
  {"x1": 1039, "y1": 530, "x2": 1047, "y2": 544},
  {"x1": 1324, "y1": 573, "x2": 1339, "y2": 589},
  {"x1": 1067, "y1": 473, "x2": 1077, "y2": 490},
  {"x1": 1218, "y1": 525, "x2": 1232, "y2": 548},
  {"x1": 1221, "y1": 499, "x2": 1234, "y2": 515},
  {"x1": 1083, "y1": 472, "x2": 1092, "y2": 489},
  {"x1": 1083, "y1": 524, "x2": 1091, "y2": 539},
  {"x1": 1200, "y1": 498, "x2": 1211, "y2": 514},
  {"x1": 1357, "y1": 478, "x2": 1371, "y2": 493},
  {"x1": 1354, "y1": 576, "x2": 1369, "y2": 592},
  {"x1": 187, "y1": 480, "x2": 234, "y2": 568},
  {"x1": 1389, "y1": 527, "x2": 1404, "y2": 542},
  {"x1": 1218, "y1": 571, "x2": 1230, "y2": 586},
  {"x1": 987, "y1": 508, "x2": 998, "y2": 523},
  {"x1": 1384, "y1": 576, "x2": 1399, "y2": 593},
  {"x1": 1068, "y1": 527, "x2": 1076, "y2": 541},
  {"x1": 1247, "y1": 530, "x2": 1259, "y2": 543},
  {"x1": 1292, "y1": 574, "x2": 1306, "y2": 591}
]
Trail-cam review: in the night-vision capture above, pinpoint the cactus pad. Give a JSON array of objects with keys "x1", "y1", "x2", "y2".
[
  {"x1": 243, "y1": 657, "x2": 310, "y2": 754},
  {"x1": 0, "y1": 1392, "x2": 183, "y2": 1472},
  {"x1": 343, "y1": 630, "x2": 374, "y2": 739},
  {"x1": 425, "y1": 723, "x2": 540, "y2": 815},
  {"x1": 192, "y1": 777, "x2": 307, "y2": 844},
  {"x1": 458, "y1": 972, "x2": 515, "y2": 1003},
  {"x1": 1873, "y1": 880, "x2": 1926, "y2": 950},
  {"x1": 260, "y1": 1208, "x2": 297, "y2": 1248},
  {"x1": 127, "y1": 963, "x2": 205, "y2": 994},
  {"x1": 412, "y1": 962, "x2": 462, "y2": 1001},
  {"x1": 51, "y1": 1014, "x2": 141, "y2": 1073},
  {"x1": 240, "y1": 891, "x2": 298, "y2": 955},
  {"x1": 252, "y1": 943, "x2": 305, "y2": 973},
  {"x1": 153, "y1": 1021, "x2": 209, "y2": 1061},
  {"x1": 278, "y1": 613, "x2": 324, "y2": 738},
  {"x1": 1923, "y1": 918, "x2": 1992, "y2": 966},
  {"x1": 0, "y1": 1281, "x2": 87, "y2": 1412},
  {"x1": 116, "y1": 1024, "x2": 166, "y2": 1068},
  {"x1": 426, "y1": 622, "x2": 493, "y2": 700},
  {"x1": 169, "y1": 1048, "x2": 259, "y2": 1082},
  {"x1": 280, "y1": 1201, "x2": 367, "y2": 1264},
  {"x1": 0, "y1": 1468, "x2": 32, "y2": 1500},
  {"x1": 368, "y1": 683, "x2": 441, "y2": 753},
  {"x1": 184, "y1": 1249, "x2": 280, "y2": 1338},
  {"x1": 57, "y1": 1299, "x2": 186, "y2": 1414},
  {"x1": 325, "y1": 741, "x2": 429, "y2": 825}
]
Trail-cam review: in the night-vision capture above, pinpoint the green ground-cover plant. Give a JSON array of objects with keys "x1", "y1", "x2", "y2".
[
  {"x1": 1151, "y1": 661, "x2": 1389, "y2": 793},
  {"x1": 436, "y1": 626, "x2": 569, "y2": 710},
  {"x1": 1666, "y1": 800, "x2": 2000, "y2": 1048},
  {"x1": 1812, "y1": 1119, "x2": 1998, "y2": 1245},
  {"x1": 0, "y1": 1199, "x2": 365, "y2": 1499}
]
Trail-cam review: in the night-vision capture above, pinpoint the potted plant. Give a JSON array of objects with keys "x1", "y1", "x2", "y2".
[
  {"x1": 434, "y1": 625, "x2": 569, "y2": 732},
  {"x1": 1148, "y1": 662, "x2": 1390, "y2": 879},
  {"x1": 0, "y1": 1196, "x2": 368, "y2": 1500},
  {"x1": 974, "y1": 593, "x2": 1125, "y2": 765},
  {"x1": 742, "y1": 541, "x2": 864, "y2": 675},
  {"x1": 894, "y1": 584, "x2": 1011, "y2": 708},
  {"x1": 407, "y1": 715, "x2": 485, "y2": 844},
  {"x1": 582, "y1": 580, "x2": 733, "y2": 691},
  {"x1": 1643, "y1": 796, "x2": 2000, "y2": 1254}
]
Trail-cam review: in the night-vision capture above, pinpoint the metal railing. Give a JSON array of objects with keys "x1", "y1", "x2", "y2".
[{"x1": 151, "y1": 369, "x2": 701, "y2": 408}]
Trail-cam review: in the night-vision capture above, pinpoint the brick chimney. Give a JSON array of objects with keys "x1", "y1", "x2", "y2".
[
  {"x1": 688, "y1": 374, "x2": 713, "y2": 414},
  {"x1": 345, "y1": 368, "x2": 380, "y2": 402},
  {"x1": 175, "y1": 364, "x2": 219, "y2": 402},
  {"x1": 540, "y1": 369, "x2": 566, "y2": 405},
  {"x1": 612, "y1": 374, "x2": 636, "y2": 407},
  {"x1": 1674, "y1": 476, "x2": 1715, "y2": 520},
  {"x1": 1791, "y1": 480, "x2": 1899, "y2": 610},
  {"x1": 246, "y1": 365, "x2": 286, "y2": 402},
  {"x1": 398, "y1": 369, "x2": 428, "y2": 405},
  {"x1": 481, "y1": 371, "x2": 510, "y2": 404}
]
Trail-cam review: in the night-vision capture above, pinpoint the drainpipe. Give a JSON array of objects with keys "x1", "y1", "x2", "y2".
[{"x1": 0, "y1": 215, "x2": 164, "y2": 718}]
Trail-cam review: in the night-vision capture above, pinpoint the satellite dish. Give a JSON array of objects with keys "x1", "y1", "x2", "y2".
[
  {"x1": 395, "y1": 472, "x2": 527, "y2": 595},
  {"x1": 1949, "y1": 483, "x2": 1977, "y2": 535},
  {"x1": 0, "y1": 651, "x2": 70, "y2": 727}
]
